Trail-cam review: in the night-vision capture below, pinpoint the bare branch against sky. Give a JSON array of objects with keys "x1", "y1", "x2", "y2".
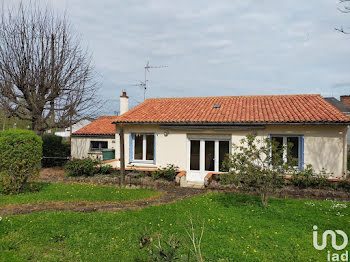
[
  {"x1": 1, "y1": 0, "x2": 349, "y2": 114},
  {"x1": 0, "y1": 1, "x2": 101, "y2": 135}
]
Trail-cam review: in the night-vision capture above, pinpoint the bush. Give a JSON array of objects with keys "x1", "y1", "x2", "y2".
[
  {"x1": 219, "y1": 173, "x2": 237, "y2": 185},
  {"x1": 152, "y1": 164, "x2": 178, "y2": 181},
  {"x1": 289, "y1": 164, "x2": 330, "y2": 189},
  {"x1": 42, "y1": 134, "x2": 70, "y2": 167},
  {"x1": 222, "y1": 134, "x2": 289, "y2": 208},
  {"x1": 65, "y1": 158, "x2": 99, "y2": 177},
  {"x1": 0, "y1": 129, "x2": 42, "y2": 194},
  {"x1": 98, "y1": 164, "x2": 113, "y2": 175}
]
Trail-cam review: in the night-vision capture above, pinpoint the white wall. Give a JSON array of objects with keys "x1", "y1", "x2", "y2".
[
  {"x1": 56, "y1": 119, "x2": 92, "y2": 138},
  {"x1": 112, "y1": 124, "x2": 348, "y2": 178},
  {"x1": 71, "y1": 136, "x2": 116, "y2": 160},
  {"x1": 258, "y1": 125, "x2": 347, "y2": 178},
  {"x1": 113, "y1": 125, "x2": 188, "y2": 170}
]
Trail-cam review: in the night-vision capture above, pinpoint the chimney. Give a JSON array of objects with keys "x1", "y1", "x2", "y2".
[
  {"x1": 340, "y1": 95, "x2": 350, "y2": 108},
  {"x1": 120, "y1": 91, "x2": 129, "y2": 115}
]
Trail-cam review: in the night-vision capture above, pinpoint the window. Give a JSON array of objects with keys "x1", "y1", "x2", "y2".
[
  {"x1": 189, "y1": 138, "x2": 230, "y2": 172},
  {"x1": 134, "y1": 134, "x2": 143, "y2": 160},
  {"x1": 205, "y1": 141, "x2": 215, "y2": 171},
  {"x1": 270, "y1": 135, "x2": 303, "y2": 169},
  {"x1": 219, "y1": 141, "x2": 230, "y2": 172},
  {"x1": 146, "y1": 135, "x2": 154, "y2": 160},
  {"x1": 190, "y1": 140, "x2": 200, "y2": 170},
  {"x1": 131, "y1": 134, "x2": 155, "y2": 162},
  {"x1": 90, "y1": 141, "x2": 108, "y2": 150}
]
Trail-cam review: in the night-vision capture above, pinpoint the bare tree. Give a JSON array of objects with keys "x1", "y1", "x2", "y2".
[
  {"x1": 0, "y1": 1, "x2": 100, "y2": 135},
  {"x1": 336, "y1": 0, "x2": 350, "y2": 33}
]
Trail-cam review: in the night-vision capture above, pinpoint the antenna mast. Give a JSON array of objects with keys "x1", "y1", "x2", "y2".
[{"x1": 139, "y1": 61, "x2": 167, "y2": 101}]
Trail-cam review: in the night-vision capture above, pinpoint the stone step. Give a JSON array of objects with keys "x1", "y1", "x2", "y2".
[{"x1": 184, "y1": 181, "x2": 205, "y2": 189}]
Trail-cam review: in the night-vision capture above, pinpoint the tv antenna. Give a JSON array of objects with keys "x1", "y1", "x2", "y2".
[{"x1": 136, "y1": 61, "x2": 167, "y2": 101}]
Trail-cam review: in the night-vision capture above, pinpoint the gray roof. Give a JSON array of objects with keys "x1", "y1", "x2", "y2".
[{"x1": 324, "y1": 97, "x2": 350, "y2": 114}]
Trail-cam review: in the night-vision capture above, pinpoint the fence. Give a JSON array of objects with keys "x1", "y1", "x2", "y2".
[{"x1": 41, "y1": 156, "x2": 70, "y2": 168}]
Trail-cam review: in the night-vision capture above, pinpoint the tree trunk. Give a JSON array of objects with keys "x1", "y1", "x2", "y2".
[
  {"x1": 31, "y1": 115, "x2": 43, "y2": 136},
  {"x1": 261, "y1": 192, "x2": 268, "y2": 209}
]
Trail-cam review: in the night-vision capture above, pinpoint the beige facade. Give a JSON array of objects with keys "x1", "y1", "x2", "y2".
[
  {"x1": 110, "y1": 124, "x2": 348, "y2": 180},
  {"x1": 71, "y1": 136, "x2": 116, "y2": 160}
]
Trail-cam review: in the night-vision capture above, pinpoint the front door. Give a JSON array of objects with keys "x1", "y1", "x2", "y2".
[{"x1": 187, "y1": 138, "x2": 230, "y2": 182}]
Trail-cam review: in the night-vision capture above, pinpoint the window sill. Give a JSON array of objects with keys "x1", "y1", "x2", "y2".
[{"x1": 130, "y1": 160, "x2": 155, "y2": 164}]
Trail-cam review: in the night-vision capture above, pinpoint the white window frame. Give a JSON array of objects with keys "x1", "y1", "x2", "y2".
[
  {"x1": 270, "y1": 134, "x2": 302, "y2": 169},
  {"x1": 187, "y1": 135, "x2": 231, "y2": 173},
  {"x1": 90, "y1": 141, "x2": 108, "y2": 151},
  {"x1": 130, "y1": 133, "x2": 155, "y2": 163}
]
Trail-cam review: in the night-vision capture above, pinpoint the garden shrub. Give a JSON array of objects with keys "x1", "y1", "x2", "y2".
[
  {"x1": 289, "y1": 165, "x2": 330, "y2": 189},
  {"x1": 65, "y1": 158, "x2": 99, "y2": 177},
  {"x1": 336, "y1": 180, "x2": 350, "y2": 192},
  {"x1": 152, "y1": 164, "x2": 178, "y2": 181},
  {"x1": 0, "y1": 129, "x2": 42, "y2": 194},
  {"x1": 42, "y1": 134, "x2": 70, "y2": 167},
  {"x1": 98, "y1": 164, "x2": 113, "y2": 175},
  {"x1": 219, "y1": 173, "x2": 237, "y2": 185},
  {"x1": 222, "y1": 134, "x2": 289, "y2": 208}
]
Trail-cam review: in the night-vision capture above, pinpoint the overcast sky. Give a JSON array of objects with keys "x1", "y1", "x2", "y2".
[{"x1": 4, "y1": 0, "x2": 350, "y2": 113}]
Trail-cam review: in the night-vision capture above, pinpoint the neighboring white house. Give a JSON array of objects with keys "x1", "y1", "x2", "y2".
[
  {"x1": 71, "y1": 116, "x2": 116, "y2": 160},
  {"x1": 70, "y1": 91, "x2": 128, "y2": 160},
  {"x1": 71, "y1": 92, "x2": 349, "y2": 186},
  {"x1": 55, "y1": 119, "x2": 93, "y2": 138}
]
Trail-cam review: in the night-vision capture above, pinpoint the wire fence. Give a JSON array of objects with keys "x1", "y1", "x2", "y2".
[{"x1": 41, "y1": 156, "x2": 70, "y2": 168}]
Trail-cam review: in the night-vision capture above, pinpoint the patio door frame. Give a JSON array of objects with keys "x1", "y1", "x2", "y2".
[{"x1": 186, "y1": 135, "x2": 231, "y2": 182}]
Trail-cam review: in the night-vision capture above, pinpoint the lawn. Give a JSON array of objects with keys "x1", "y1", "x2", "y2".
[
  {"x1": 0, "y1": 192, "x2": 349, "y2": 261},
  {"x1": 0, "y1": 183, "x2": 158, "y2": 206}
]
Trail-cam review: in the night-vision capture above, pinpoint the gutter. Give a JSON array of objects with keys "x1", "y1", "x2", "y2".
[
  {"x1": 112, "y1": 121, "x2": 350, "y2": 126},
  {"x1": 159, "y1": 125, "x2": 265, "y2": 130},
  {"x1": 71, "y1": 134, "x2": 115, "y2": 138}
]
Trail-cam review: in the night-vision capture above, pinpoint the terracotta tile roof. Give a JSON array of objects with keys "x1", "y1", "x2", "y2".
[
  {"x1": 72, "y1": 116, "x2": 116, "y2": 136},
  {"x1": 113, "y1": 94, "x2": 350, "y2": 124}
]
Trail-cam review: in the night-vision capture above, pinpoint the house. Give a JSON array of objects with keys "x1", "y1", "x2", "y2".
[
  {"x1": 70, "y1": 92, "x2": 129, "y2": 159},
  {"x1": 71, "y1": 116, "x2": 117, "y2": 160},
  {"x1": 55, "y1": 119, "x2": 93, "y2": 138},
  {"x1": 72, "y1": 92, "x2": 349, "y2": 186},
  {"x1": 324, "y1": 95, "x2": 350, "y2": 145}
]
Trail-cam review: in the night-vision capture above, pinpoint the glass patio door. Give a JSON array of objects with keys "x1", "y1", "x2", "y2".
[{"x1": 188, "y1": 138, "x2": 230, "y2": 182}]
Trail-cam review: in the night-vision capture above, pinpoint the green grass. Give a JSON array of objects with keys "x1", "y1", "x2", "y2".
[
  {"x1": 0, "y1": 193, "x2": 349, "y2": 261},
  {"x1": 0, "y1": 183, "x2": 158, "y2": 206}
]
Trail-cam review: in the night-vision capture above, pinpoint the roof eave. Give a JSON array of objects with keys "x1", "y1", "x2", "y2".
[
  {"x1": 112, "y1": 121, "x2": 350, "y2": 125},
  {"x1": 71, "y1": 133, "x2": 115, "y2": 137}
]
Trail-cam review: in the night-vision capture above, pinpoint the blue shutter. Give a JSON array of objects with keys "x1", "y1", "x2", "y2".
[
  {"x1": 299, "y1": 135, "x2": 304, "y2": 170},
  {"x1": 129, "y1": 134, "x2": 134, "y2": 162},
  {"x1": 153, "y1": 134, "x2": 156, "y2": 164},
  {"x1": 268, "y1": 134, "x2": 272, "y2": 169}
]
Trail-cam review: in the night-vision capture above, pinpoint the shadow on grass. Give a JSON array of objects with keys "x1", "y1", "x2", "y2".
[
  {"x1": 0, "y1": 182, "x2": 50, "y2": 196},
  {"x1": 25, "y1": 182, "x2": 50, "y2": 193}
]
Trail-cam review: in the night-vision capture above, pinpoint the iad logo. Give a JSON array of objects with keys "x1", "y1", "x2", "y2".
[{"x1": 313, "y1": 225, "x2": 348, "y2": 261}]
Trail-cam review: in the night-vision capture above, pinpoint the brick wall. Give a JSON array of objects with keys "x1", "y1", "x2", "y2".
[{"x1": 340, "y1": 95, "x2": 350, "y2": 108}]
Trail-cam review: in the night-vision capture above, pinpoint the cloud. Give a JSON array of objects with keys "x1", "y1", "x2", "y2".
[{"x1": 2, "y1": 0, "x2": 350, "y2": 114}]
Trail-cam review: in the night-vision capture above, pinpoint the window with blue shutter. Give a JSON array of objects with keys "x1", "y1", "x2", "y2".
[
  {"x1": 269, "y1": 134, "x2": 304, "y2": 170},
  {"x1": 129, "y1": 133, "x2": 156, "y2": 164}
]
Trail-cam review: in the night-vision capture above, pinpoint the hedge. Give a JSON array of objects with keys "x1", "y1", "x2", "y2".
[
  {"x1": 42, "y1": 134, "x2": 70, "y2": 167},
  {"x1": 0, "y1": 129, "x2": 42, "y2": 194}
]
